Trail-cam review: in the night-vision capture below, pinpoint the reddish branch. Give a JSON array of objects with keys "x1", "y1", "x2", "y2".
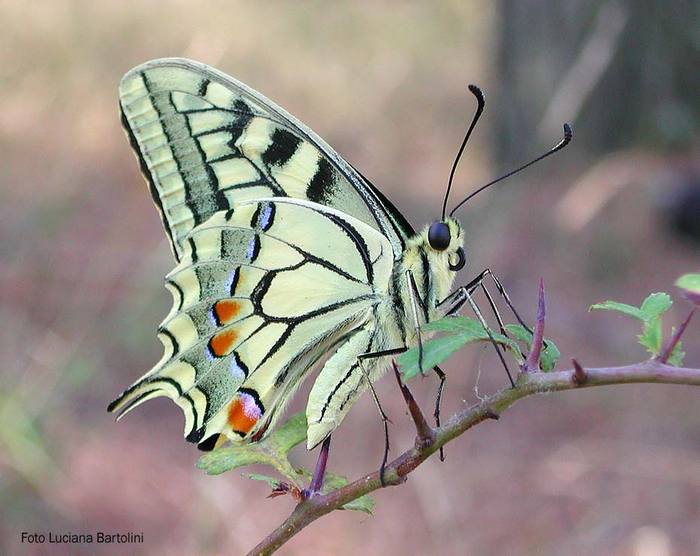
[{"x1": 248, "y1": 359, "x2": 700, "y2": 555}]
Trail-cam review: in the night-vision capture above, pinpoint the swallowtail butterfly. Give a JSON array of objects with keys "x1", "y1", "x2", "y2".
[{"x1": 108, "y1": 58, "x2": 570, "y2": 454}]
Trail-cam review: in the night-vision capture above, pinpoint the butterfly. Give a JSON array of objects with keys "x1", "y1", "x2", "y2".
[{"x1": 108, "y1": 58, "x2": 570, "y2": 454}]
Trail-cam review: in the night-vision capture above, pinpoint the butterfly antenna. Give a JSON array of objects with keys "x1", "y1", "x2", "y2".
[
  {"x1": 441, "y1": 85, "x2": 485, "y2": 220},
  {"x1": 449, "y1": 123, "x2": 573, "y2": 217}
]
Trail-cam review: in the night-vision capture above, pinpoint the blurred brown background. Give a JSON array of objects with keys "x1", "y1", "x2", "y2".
[{"x1": 1, "y1": 1, "x2": 699, "y2": 555}]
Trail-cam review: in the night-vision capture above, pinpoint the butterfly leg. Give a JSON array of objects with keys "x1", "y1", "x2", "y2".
[
  {"x1": 466, "y1": 291, "x2": 516, "y2": 387},
  {"x1": 405, "y1": 270, "x2": 449, "y2": 458},
  {"x1": 359, "y1": 350, "x2": 447, "y2": 465},
  {"x1": 466, "y1": 269, "x2": 549, "y2": 358},
  {"x1": 303, "y1": 435, "x2": 332, "y2": 498},
  {"x1": 439, "y1": 284, "x2": 516, "y2": 387},
  {"x1": 474, "y1": 280, "x2": 526, "y2": 360},
  {"x1": 433, "y1": 365, "x2": 447, "y2": 461},
  {"x1": 476, "y1": 269, "x2": 551, "y2": 354},
  {"x1": 357, "y1": 347, "x2": 407, "y2": 486},
  {"x1": 474, "y1": 269, "x2": 531, "y2": 331},
  {"x1": 475, "y1": 281, "x2": 509, "y2": 336}
]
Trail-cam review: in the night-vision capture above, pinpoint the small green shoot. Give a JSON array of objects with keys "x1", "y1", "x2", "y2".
[
  {"x1": 590, "y1": 292, "x2": 684, "y2": 364},
  {"x1": 197, "y1": 412, "x2": 307, "y2": 487},
  {"x1": 198, "y1": 412, "x2": 375, "y2": 512}
]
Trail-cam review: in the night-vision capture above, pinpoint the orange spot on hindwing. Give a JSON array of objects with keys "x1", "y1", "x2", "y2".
[
  {"x1": 227, "y1": 390, "x2": 263, "y2": 435},
  {"x1": 208, "y1": 329, "x2": 238, "y2": 357},
  {"x1": 212, "y1": 299, "x2": 240, "y2": 325}
]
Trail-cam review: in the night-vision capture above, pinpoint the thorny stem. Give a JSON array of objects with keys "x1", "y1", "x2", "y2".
[
  {"x1": 572, "y1": 358, "x2": 587, "y2": 385},
  {"x1": 247, "y1": 360, "x2": 700, "y2": 556}
]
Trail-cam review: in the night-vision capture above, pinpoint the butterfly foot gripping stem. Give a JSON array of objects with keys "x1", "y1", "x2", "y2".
[{"x1": 302, "y1": 436, "x2": 331, "y2": 499}]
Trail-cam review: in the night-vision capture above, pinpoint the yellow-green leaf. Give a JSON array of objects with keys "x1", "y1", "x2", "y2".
[
  {"x1": 398, "y1": 317, "x2": 520, "y2": 380},
  {"x1": 504, "y1": 324, "x2": 560, "y2": 371},
  {"x1": 590, "y1": 300, "x2": 645, "y2": 320},
  {"x1": 676, "y1": 273, "x2": 700, "y2": 306},
  {"x1": 197, "y1": 412, "x2": 307, "y2": 487}
]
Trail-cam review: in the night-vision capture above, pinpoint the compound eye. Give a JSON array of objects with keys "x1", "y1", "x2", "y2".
[{"x1": 428, "y1": 222, "x2": 451, "y2": 251}]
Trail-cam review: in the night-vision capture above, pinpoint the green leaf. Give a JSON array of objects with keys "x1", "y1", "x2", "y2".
[
  {"x1": 425, "y1": 317, "x2": 523, "y2": 349},
  {"x1": 676, "y1": 273, "x2": 700, "y2": 306},
  {"x1": 676, "y1": 273, "x2": 700, "y2": 293},
  {"x1": 397, "y1": 317, "x2": 521, "y2": 381},
  {"x1": 197, "y1": 412, "x2": 307, "y2": 487},
  {"x1": 503, "y1": 324, "x2": 531, "y2": 344},
  {"x1": 589, "y1": 301, "x2": 646, "y2": 321},
  {"x1": 591, "y1": 293, "x2": 674, "y2": 358},
  {"x1": 398, "y1": 334, "x2": 474, "y2": 381},
  {"x1": 638, "y1": 293, "x2": 673, "y2": 356},
  {"x1": 265, "y1": 411, "x2": 308, "y2": 454},
  {"x1": 423, "y1": 316, "x2": 485, "y2": 334},
  {"x1": 638, "y1": 317, "x2": 663, "y2": 354},
  {"x1": 325, "y1": 472, "x2": 374, "y2": 513},
  {"x1": 504, "y1": 324, "x2": 561, "y2": 371},
  {"x1": 296, "y1": 469, "x2": 374, "y2": 514},
  {"x1": 639, "y1": 293, "x2": 673, "y2": 320},
  {"x1": 541, "y1": 341, "x2": 561, "y2": 372}
]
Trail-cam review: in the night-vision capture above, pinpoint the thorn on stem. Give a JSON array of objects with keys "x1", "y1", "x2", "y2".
[
  {"x1": 484, "y1": 408, "x2": 500, "y2": 420},
  {"x1": 392, "y1": 361, "x2": 435, "y2": 449},
  {"x1": 656, "y1": 309, "x2": 695, "y2": 364},
  {"x1": 572, "y1": 358, "x2": 587, "y2": 385},
  {"x1": 521, "y1": 278, "x2": 546, "y2": 373}
]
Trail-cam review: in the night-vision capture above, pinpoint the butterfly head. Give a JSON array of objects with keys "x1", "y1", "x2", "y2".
[{"x1": 426, "y1": 217, "x2": 465, "y2": 272}]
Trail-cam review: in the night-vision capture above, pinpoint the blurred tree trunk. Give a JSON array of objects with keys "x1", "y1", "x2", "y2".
[{"x1": 494, "y1": 0, "x2": 700, "y2": 165}]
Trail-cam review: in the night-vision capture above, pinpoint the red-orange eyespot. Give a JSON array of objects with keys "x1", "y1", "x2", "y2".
[
  {"x1": 213, "y1": 300, "x2": 240, "y2": 325},
  {"x1": 208, "y1": 329, "x2": 238, "y2": 357},
  {"x1": 227, "y1": 393, "x2": 262, "y2": 434}
]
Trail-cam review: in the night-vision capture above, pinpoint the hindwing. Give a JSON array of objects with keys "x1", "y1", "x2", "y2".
[{"x1": 108, "y1": 198, "x2": 394, "y2": 447}]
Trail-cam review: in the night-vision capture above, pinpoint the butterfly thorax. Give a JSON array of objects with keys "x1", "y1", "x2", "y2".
[{"x1": 381, "y1": 217, "x2": 464, "y2": 347}]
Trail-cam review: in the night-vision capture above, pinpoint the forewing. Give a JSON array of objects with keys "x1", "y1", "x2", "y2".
[{"x1": 119, "y1": 57, "x2": 413, "y2": 262}]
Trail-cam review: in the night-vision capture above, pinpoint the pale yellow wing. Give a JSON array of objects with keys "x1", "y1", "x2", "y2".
[
  {"x1": 108, "y1": 198, "x2": 394, "y2": 449},
  {"x1": 119, "y1": 58, "x2": 413, "y2": 262}
]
